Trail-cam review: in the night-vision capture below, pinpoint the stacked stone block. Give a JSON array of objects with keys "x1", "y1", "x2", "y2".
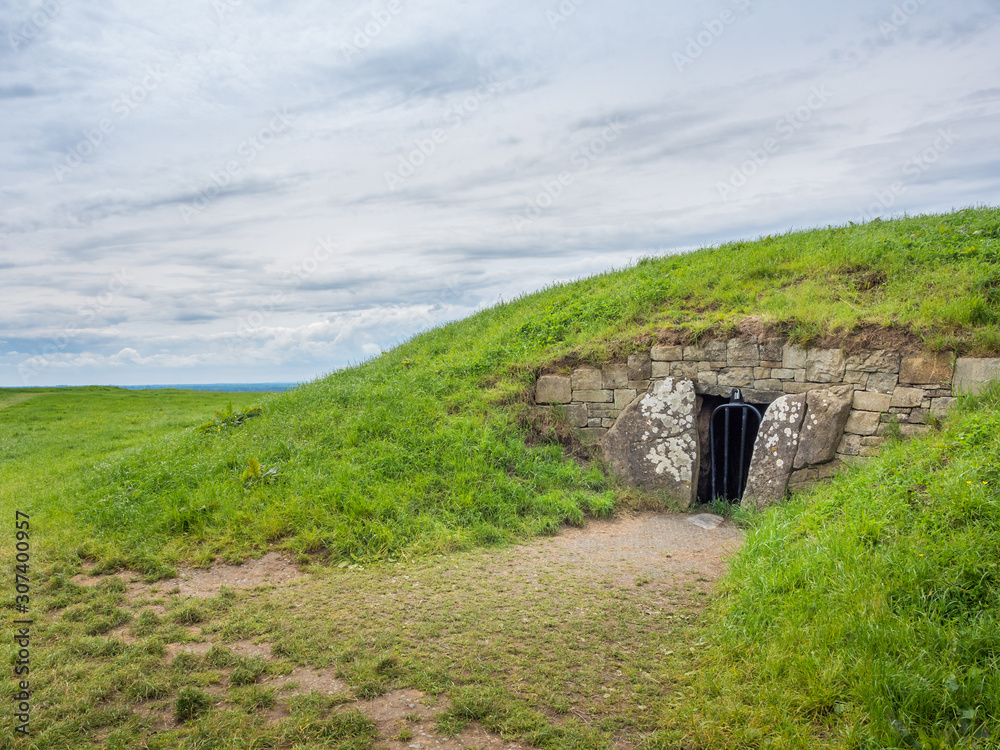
[{"x1": 536, "y1": 336, "x2": 1000, "y2": 489}]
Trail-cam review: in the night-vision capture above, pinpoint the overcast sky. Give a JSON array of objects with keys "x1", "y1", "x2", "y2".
[{"x1": 2, "y1": 0, "x2": 999, "y2": 387}]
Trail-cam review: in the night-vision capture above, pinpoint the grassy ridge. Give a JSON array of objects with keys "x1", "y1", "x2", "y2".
[{"x1": 7, "y1": 207, "x2": 998, "y2": 569}]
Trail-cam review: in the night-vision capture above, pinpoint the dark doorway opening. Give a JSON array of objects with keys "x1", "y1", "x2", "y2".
[{"x1": 696, "y1": 390, "x2": 765, "y2": 503}]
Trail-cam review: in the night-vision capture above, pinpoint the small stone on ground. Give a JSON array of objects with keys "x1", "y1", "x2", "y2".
[{"x1": 686, "y1": 513, "x2": 725, "y2": 530}]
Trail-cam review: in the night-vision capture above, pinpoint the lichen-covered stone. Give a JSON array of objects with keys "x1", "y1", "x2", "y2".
[
  {"x1": 794, "y1": 386, "x2": 853, "y2": 468},
  {"x1": 743, "y1": 394, "x2": 807, "y2": 509},
  {"x1": 601, "y1": 378, "x2": 701, "y2": 507},
  {"x1": 536, "y1": 375, "x2": 571, "y2": 404}
]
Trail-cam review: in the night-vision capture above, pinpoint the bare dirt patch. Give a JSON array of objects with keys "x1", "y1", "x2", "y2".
[
  {"x1": 73, "y1": 551, "x2": 305, "y2": 600},
  {"x1": 501, "y1": 511, "x2": 742, "y2": 589},
  {"x1": 164, "y1": 552, "x2": 305, "y2": 598},
  {"x1": 360, "y1": 689, "x2": 524, "y2": 750},
  {"x1": 267, "y1": 665, "x2": 351, "y2": 697}
]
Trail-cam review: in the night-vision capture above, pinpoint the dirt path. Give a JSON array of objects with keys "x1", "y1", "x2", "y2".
[
  {"x1": 74, "y1": 511, "x2": 743, "y2": 747},
  {"x1": 507, "y1": 512, "x2": 742, "y2": 585}
]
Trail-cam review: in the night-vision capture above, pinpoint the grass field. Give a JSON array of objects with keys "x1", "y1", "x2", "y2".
[{"x1": 2, "y1": 207, "x2": 999, "y2": 748}]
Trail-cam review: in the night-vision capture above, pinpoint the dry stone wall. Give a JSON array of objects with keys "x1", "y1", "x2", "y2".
[{"x1": 533, "y1": 337, "x2": 1000, "y2": 504}]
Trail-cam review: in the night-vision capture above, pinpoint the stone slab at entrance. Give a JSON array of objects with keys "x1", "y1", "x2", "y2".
[
  {"x1": 742, "y1": 394, "x2": 807, "y2": 509},
  {"x1": 601, "y1": 378, "x2": 701, "y2": 507}
]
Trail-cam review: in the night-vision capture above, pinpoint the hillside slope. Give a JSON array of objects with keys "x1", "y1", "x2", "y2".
[{"x1": 21, "y1": 206, "x2": 1000, "y2": 567}]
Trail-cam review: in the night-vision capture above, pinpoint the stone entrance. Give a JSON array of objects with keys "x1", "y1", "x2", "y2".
[
  {"x1": 533, "y1": 339, "x2": 999, "y2": 508},
  {"x1": 599, "y1": 379, "x2": 853, "y2": 509}
]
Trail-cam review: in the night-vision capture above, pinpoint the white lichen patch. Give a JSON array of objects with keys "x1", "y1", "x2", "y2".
[
  {"x1": 644, "y1": 435, "x2": 694, "y2": 482},
  {"x1": 639, "y1": 378, "x2": 695, "y2": 437}
]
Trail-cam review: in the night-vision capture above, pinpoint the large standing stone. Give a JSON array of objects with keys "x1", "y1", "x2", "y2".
[
  {"x1": 805, "y1": 348, "x2": 846, "y2": 383},
  {"x1": 601, "y1": 378, "x2": 701, "y2": 507},
  {"x1": 793, "y1": 386, "x2": 853, "y2": 468},
  {"x1": 536, "y1": 375, "x2": 571, "y2": 404},
  {"x1": 743, "y1": 394, "x2": 807, "y2": 509},
  {"x1": 954, "y1": 358, "x2": 1000, "y2": 395}
]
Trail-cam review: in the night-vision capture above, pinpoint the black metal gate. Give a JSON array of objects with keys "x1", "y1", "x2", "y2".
[{"x1": 710, "y1": 389, "x2": 762, "y2": 502}]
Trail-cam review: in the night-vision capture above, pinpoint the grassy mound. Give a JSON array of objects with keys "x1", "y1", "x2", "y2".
[
  {"x1": 19, "y1": 206, "x2": 998, "y2": 567},
  {"x1": 659, "y1": 384, "x2": 1000, "y2": 748}
]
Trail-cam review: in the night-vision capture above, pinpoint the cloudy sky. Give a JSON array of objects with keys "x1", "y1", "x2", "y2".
[{"x1": 2, "y1": 0, "x2": 999, "y2": 387}]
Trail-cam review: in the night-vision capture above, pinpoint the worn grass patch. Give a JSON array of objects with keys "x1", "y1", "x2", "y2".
[{"x1": 3, "y1": 526, "x2": 714, "y2": 748}]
